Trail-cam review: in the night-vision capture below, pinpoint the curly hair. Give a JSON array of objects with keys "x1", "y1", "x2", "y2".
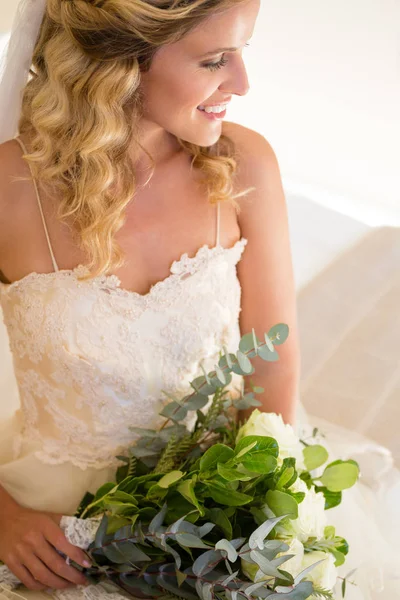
[{"x1": 15, "y1": 0, "x2": 256, "y2": 280}]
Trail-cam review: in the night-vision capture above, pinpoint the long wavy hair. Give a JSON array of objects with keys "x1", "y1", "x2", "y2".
[{"x1": 16, "y1": 0, "x2": 256, "y2": 280}]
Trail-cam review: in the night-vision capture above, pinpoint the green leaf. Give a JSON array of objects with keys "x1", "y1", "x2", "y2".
[
  {"x1": 175, "y1": 533, "x2": 211, "y2": 549},
  {"x1": 184, "y1": 394, "x2": 209, "y2": 411},
  {"x1": 158, "y1": 470, "x2": 184, "y2": 488},
  {"x1": 265, "y1": 490, "x2": 298, "y2": 520},
  {"x1": 215, "y1": 539, "x2": 238, "y2": 562},
  {"x1": 331, "y1": 549, "x2": 346, "y2": 567},
  {"x1": 235, "y1": 440, "x2": 258, "y2": 459},
  {"x1": 315, "y1": 485, "x2": 342, "y2": 510},
  {"x1": 234, "y1": 435, "x2": 279, "y2": 459},
  {"x1": 239, "y1": 332, "x2": 261, "y2": 357},
  {"x1": 240, "y1": 452, "x2": 278, "y2": 474},
  {"x1": 190, "y1": 375, "x2": 217, "y2": 396},
  {"x1": 217, "y1": 463, "x2": 253, "y2": 481},
  {"x1": 176, "y1": 570, "x2": 187, "y2": 587},
  {"x1": 207, "y1": 482, "x2": 253, "y2": 506},
  {"x1": 236, "y1": 350, "x2": 253, "y2": 374},
  {"x1": 177, "y1": 479, "x2": 204, "y2": 515},
  {"x1": 257, "y1": 344, "x2": 279, "y2": 362},
  {"x1": 277, "y1": 467, "x2": 295, "y2": 489},
  {"x1": 109, "y1": 491, "x2": 138, "y2": 504},
  {"x1": 94, "y1": 514, "x2": 108, "y2": 548},
  {"x1": 249, "y1": 550, "x2": 291, "y2": 581},
  {"x1": 159, "y1": 401, "x2": 188, "y2": 421},
  {"x1": 206, "y1": 508, "x2": 233, "y2": 539},
  {"x1": 200, "y1": 444, "x2": 234, "y2": 472},
  {"x1": 249, "y1": 515, "x2": 287, "y2": 550},
  {"x1": 269, "y1": 581, "x2": 314, "y2": 599},
  {"x1": 324, "y1": 526, "x2": 335, "y2": 539},
  {"x1": 234, "y1": 396, "x2": 263, "y2": 410},
  {"x1": 268, "y1": 323, "x2": 289, "y2": 345},
  {"x1": 319, "y1": 461, "x2": 359, "y2": 492},
  {"x1": 303, "y1": 445, "x2": 329, "y2": 471},
  {"x1": 102, "y1": 543, "x2": 127, "y2": 564},
  {"x1": 93, "y1": 482, "x2": 118, "y2": 502},
  {"x1": 192, "y1": 549, "x2": 222, "y2": 576}
]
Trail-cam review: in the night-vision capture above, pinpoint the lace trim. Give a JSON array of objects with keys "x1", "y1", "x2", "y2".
[{"x1": 0, "y1": 238, "x2": 248, "y2": 299}]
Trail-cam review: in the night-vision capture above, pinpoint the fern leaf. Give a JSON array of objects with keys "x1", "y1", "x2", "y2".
[{"x1": 311, "y1": 588, "x2": 335, "y2": 599}]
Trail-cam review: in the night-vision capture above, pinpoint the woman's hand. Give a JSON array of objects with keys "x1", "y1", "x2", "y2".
[{"x1": 0, "y1": 504, "x2": 91, "y2": 591}]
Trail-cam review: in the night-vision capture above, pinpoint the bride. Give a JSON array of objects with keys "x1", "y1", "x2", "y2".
[{"x1": 0, "y1": 1, "x2": 399, "y2": 599}]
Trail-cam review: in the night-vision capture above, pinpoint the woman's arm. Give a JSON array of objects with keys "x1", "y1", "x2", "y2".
[{"x1": 228, "y1": 124, "x2": 301, "y2": 426}]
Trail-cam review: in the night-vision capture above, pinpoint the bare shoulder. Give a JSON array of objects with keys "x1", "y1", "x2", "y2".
[
  {"x1": 0, "y1": 138, "x2": 29, "y2": 254},
  {"x1": 222, "y1": 120, "x2": 275, "y2": 165},
  {"x1": 221, "y1": 121, "x2": 283, "y2": 215}
]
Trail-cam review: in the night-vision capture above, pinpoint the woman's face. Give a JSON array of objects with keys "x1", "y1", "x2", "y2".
[{"x1": 137, "y1": 0, "x2": 260, "y2": 158}]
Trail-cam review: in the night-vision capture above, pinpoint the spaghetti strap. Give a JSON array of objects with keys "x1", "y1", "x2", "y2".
[
  {"x1": 14, "y1": 137, "x2": 59, "y2": 273},
  {"x1": 215, "y1": 202, "x2": 221, "y2": 247}
]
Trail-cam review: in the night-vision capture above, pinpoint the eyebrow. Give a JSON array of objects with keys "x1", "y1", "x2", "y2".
[{"x1": 198, "y1": 46, "x2": 240, "y2": 58}]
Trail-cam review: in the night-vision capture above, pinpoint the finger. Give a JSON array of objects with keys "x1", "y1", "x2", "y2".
[
  {"x1": 44, "y1": 522, "x2": 92, "y2": 569},
  {"x1": 37, "y1": 538, "x2": 88, "y2": 586},
  {"x1": 20, "y1": 551, "x2": 73, "y2": 590},
  {"x1": 6, "y1": 560, "x2": 47, "y2": 592}
]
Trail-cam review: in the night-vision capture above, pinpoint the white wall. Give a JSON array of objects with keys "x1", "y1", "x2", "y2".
[
  {"x1": 1, "y1": 0, "x2": 399, "y2": 224},
  {"x1": 229, "y1": 0, "x2": 400, "y2": 226}
]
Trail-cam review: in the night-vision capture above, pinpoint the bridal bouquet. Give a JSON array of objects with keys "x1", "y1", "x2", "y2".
[{"x1": 1, "y1": 325, "x2": 360, "y2": 600}]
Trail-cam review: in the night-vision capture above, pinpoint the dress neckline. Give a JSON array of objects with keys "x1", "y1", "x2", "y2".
[{"x1": 0, "y1": 237, "x2": 248, "y2": 300}]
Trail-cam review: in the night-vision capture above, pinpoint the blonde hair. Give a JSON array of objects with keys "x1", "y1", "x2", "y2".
[{"x1": 16, "y1": 0, "x2": 256, "y2": 280}]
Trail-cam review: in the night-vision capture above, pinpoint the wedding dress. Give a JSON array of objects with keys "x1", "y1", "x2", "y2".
[{"x1": 0, "y1": 136, "x2": 399, "y2": 600}]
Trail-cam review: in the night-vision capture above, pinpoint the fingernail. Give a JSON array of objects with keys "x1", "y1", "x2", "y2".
[{"x1": 83, "y1": 560, "x2": 91, "y2": 568}]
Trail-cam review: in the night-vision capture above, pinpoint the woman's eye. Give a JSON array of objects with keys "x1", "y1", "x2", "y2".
[{"x1": 203, "y1": 42, "x2": 250, "y2": 72}]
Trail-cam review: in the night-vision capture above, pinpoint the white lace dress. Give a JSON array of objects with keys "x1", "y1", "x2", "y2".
[{"x1": 0, "y1": 137, "x2": 399, "y2": 600}]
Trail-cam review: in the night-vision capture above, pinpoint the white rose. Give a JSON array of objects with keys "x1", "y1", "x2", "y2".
[
  {"x1": 290, "y1": 477, "x2": 308, "y2": 494},
  {"x1": 290, "y1": 487, "x2": 327, "y2": 543},
  {"x1": 300, "y1": 551, "x2": 337, "y2": 590},
  {"x1": 263, "y1": 485, "x2": 326, "y2": 543},
  {"x1": 236, "y1": 410, "x2": 305, "y2": 470}
]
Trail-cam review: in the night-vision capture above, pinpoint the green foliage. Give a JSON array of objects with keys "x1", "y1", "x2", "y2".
[{"x1": 71, "y1": 327, "x2": 358, "y2": 600}]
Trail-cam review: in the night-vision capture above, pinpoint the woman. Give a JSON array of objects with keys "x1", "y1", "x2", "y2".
[{"x1": 0, "y1": 1, "x2": 398, "y2": 599}]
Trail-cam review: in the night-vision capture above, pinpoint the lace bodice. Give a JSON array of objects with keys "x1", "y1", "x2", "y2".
[{"x1": 0, "y1": 137, "x2": 248, "y2": 471}]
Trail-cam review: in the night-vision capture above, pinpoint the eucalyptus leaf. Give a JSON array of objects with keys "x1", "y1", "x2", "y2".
[
  {"x1": 214, "y1": 539, "x2": 238, "y2": 562},
  {"x1": 159, "y1": 401, "x2": 188, "y2": 422},
  {"x1": 176, "y1": 533, "x2": 211, "y2": 549},
  {"x1": 191, "y1": 375, "x2": 217, "y2": 396},
  {"x1": 249, "y1": 550, "x2": 291, "y2": 581},
  {"x1": 257, "y1": 344, "x2": 279, "y2": 362},
  {"x1": 236, "y1": 350, "x2": 253, "y2": 374},
  {"x1": 239, "y1": 332, "x2": 262, "y2": 358},
  {"x1": 192, "y1": 549, "x2": 223, "y2": 576},
  {"x1": 268, "y1": 581, "x2": 313, "y2": 599},
  {"x1": 268, "y1": 324, "x2": 289, "y2": 346},
  {"x1": 148, "y1": 503, "x2": 167, "y2": 534},
  {"x1": 94, "y1": 514, "x2": 108, "y2": 548},
  {"x1": 248, "y1": 516, "x2": 287, "y2": 550},
  {"x1": 185, "y1": 394, "x2": 209, "y2": 411},
  {"x1": 293, "y1": 558, "x2": 327, "y2": 585}
]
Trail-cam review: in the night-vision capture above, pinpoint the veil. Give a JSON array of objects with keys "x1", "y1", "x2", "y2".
[{"x1": 0, "y1": 0, "x2": 47, "y2": 144}]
